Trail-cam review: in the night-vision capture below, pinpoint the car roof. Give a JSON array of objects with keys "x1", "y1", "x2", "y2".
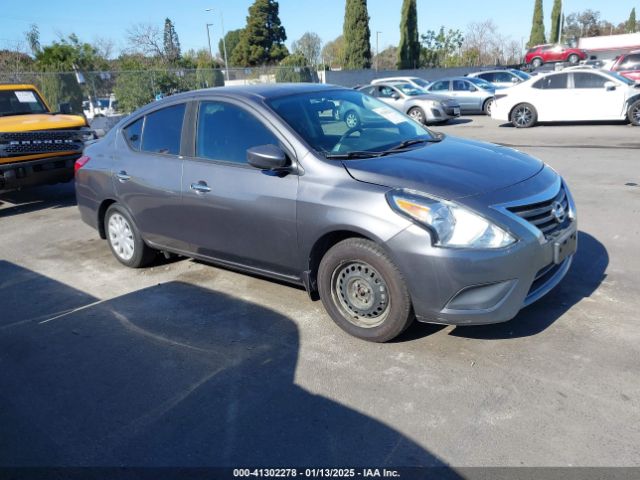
[
  {"x1": 161, "y1": 83, "x2": 345, "y2": 103},
  {"x1": 0, "y1": 83, "x2": 39, "y2": 91}
]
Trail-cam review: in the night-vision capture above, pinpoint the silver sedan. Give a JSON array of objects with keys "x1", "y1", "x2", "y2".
[{"x1": 356, "y1": 83, "x2": 461, "y2": 125}]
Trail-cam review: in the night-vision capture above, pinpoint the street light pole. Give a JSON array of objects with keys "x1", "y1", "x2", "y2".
[
  {"x1": 206, "y1": 7, "x2": 230, "y2": 81},
  {"x1": 206, "y1": 23, "x2": 213, "y2": 60},
  {"x1": 376, "y1": 31, "x2": 382, "y2": 71}
]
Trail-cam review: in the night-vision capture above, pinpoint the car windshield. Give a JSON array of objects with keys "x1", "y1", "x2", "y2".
[
  {"x1": 512, "y1": 70, "x2": 532, "y2": 80},
  {"x1": 394, "y1": 83, "x2": 426, "y2": 96},
  {"x1": 467, "y1": 78, "x2": 494, "y2": 90},
  {"x1": 267, "y1": 89, "x2": 435, "y2": 158},
  {"x1": 0, "y1": 89, "x2": 49, "y2": 117},
  {"x1": 411, "y1": 78, "x2": 430, "y2": 88}
]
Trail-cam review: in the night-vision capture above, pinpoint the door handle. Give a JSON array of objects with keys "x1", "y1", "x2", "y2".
[
  {"x1": 116, "y1": 171, "x2": 131, "y2": 182},
  {"x1": 190, "y1": 181, "x2": 211, "y2": 194}
]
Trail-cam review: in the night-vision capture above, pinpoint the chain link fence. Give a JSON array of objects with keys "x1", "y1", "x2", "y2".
[{"x1": 0, "y1": 66, "x2": 320, "y2": 116}]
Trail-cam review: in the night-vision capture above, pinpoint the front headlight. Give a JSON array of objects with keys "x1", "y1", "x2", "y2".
[
  {"x1": 387, "y1": 189, "x2": 516, "y2": 249},
  {"x1": 432, "y1": 101, "x2": 443, "y2": 109}
]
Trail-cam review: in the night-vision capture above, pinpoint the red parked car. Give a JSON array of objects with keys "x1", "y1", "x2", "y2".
[
  {"x1": 525, "y1": 44, "x2": 588, "y2": 68},
  {"x1": 610, "y1": 51, "x2": 640, "y2": 82}
]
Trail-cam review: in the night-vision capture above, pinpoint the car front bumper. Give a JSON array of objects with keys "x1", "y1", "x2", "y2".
[
  {"x1": 384, "y1": 173, "x2": 577, "y2": 326},
  {"x1": 0, "y1": 154, "x2": 80, "y2": 191}
]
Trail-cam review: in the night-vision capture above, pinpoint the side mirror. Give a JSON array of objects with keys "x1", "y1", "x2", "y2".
[
  {"x1": 604, "y1": 81, "x2": 616, "y2": 91},
  {"x1": 511, "y1": 77, "x2": 519, "y2": 83},
  {"x1": 247, "y1": 144, "x2": 288, "y2": 170},
  {"x1": 391, "y1": 92, "x2": 400, "y2": 100},
  {"x1": 58, "y1": 102, "x2": 72, "y2": 114},
  {"x1": 469, "y1": 86, "x2": 477, "y2": 92}
]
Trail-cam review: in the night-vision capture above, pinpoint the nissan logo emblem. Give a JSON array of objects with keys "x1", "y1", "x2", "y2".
[{"x1": 551, "y1": 201, "x2": 567, "y2": 223}]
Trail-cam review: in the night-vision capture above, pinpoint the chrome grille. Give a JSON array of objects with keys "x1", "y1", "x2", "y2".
[
  {"x1": 508, "y1": 186, "x2": 570, "y2": 238},
  {"x1": 0, "y1": 130, "x2": 84, "y2": 157}
]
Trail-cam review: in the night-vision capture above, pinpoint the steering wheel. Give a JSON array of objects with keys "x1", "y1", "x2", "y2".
[{"x1": 332, "y1": 125, "x2": 363, "y2": 153}]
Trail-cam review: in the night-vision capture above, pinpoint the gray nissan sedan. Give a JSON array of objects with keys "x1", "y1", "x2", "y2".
[{"x1": 76, "y1": 84, "x2": 577, "y2": 342}]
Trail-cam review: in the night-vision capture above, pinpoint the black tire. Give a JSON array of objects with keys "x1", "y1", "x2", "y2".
[
  {"x1": 104, "y1": 204, "x2": 156, "y2": 268},
  {"x1": 531, "y1": 58, "x2": 543, "y2": 68},
  {"x1": 483, "y1": 98, "x2": 494, "y2": 116},
  {"x1": 318, "y1": 238, "x2": 414, "y2": 342},
  {"x1": 510, "y1": 103, "x2": 538, "y2": 128},
  {"x1": 628, "y1": 100, "x2": 640, "y2": 126},
  {"x1": 407, "y1": 106, "x2": 426, "y2": 124},
  {"x1": 343, "y1": 110, "x2": 360, "y2": 129},
  {"x1": 568, "y1": 54, "x2": 579, "y2": 64}
]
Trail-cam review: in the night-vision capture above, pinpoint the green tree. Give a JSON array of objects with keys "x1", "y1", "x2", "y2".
[
  {"x1": 626, "y1": 8, "x2": 637, "y2": 33},
  {"x1": 550, "y1": 0, "x2": 562, "y2": 44},
  {"x1": 25, "y1": 24, "x2": 41, "y2": 55},
  {"x1": 163, "y1": 18, "x2": 181, "y2": 63},
  {"x1": 397, "y1": 0, "x2": 420, "y2": 69},
  {"x1": 231, "y1": 0, "x2": 288, "y2": 66},
  {"x1": 113, "y1": 54, "x2": 156, "y2": 113},
  {"x1": 194, "y1": 49, "x2": 225, "y2": 88},
  {"x1": 343, "y1": 0, "x2": 372, "y2": 69},
  {"x1": 420, "y1": 27, "x2": 464, "y2": 68},
  {"x1": 219, "y1": 29, "x2": 243, "y2": 65},
  {"x1": 528, "y1": 0, "x2": 546, "y2": 47},
  {"x1": 275, "y1": 53, "x2": 313, "y2": 82},
  {"x1": 321, "y1": 35, "x2": 345, "y2": 69}
]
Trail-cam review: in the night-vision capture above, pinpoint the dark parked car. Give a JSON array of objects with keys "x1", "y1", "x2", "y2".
[
  {"x1": 525, "y1": 44, "x2": 587, "y2": 68},
  {"x1": 76, "y1": 84, "x2": 577, "y2": 342}
]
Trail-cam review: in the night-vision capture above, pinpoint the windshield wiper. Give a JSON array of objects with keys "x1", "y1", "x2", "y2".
[
  {"x1": 324, "y1": 151, "x2": 384, "y2": 160},
  {"x1": 379, "y1": 135, "x2": 443, "y2": 155}
]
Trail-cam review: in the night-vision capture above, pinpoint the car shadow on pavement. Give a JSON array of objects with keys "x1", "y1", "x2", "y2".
[
  {"x1": 499, "y1": 120, "x2": 629, "y2": 128},
  {"x1": 0, "y1": 261, "x2": 461, "y2": 473},
  {"x1": 449, "y1": 231, "x2": 608, "y2": 340},
  {"x1": 435, "y1": 118, "x2": 474, "y2": 127},
  {"x1": 0, "y1": 182, "x2": 76, "y2": 218}
]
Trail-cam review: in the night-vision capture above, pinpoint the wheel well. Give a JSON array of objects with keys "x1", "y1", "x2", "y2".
[
  {"x1": 626, "y1": 94, "x2": 640, "y2": 108},
  {"x1": 508, "y1": 102, "x2": 535, "y2": 120},
  {"x1": 97, "y1": 199, "x2": 117, "y2": 239},
  {"x1": 306, "y1": 230, "x2": 371, "y2": 298}
]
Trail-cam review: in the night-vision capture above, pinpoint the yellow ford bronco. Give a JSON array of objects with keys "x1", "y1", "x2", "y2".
[{"x1": 0, "y1": 84, "x2": 94, "y2": 191}]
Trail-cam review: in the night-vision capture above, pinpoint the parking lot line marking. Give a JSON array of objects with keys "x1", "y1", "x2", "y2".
[{"x1": 38, "y1": 299, "x2": 109, "y2": 324}]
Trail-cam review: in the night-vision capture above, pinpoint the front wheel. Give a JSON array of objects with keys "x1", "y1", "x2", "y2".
[
  {"x1": 105, "y1": 204, "x2": 156, "y2": 268},
  {"x1": 343, "y1": 110, "x2": 360, "y2": 129},
  {"x1": 318, "y1": 238, "x2": 414, "y2": 342},
  {"x1": 628, "y1": 100, "x2": 640, "y2": 126},
  {"x1": 408, "y1": 107, "x2": 426, "y2": 124},
  {"x1": 568, "y1": 54, "x2": 579, "y2": 64},
  {"x1": 510, "y1": 103, "x2": 538, "y2": 128}
]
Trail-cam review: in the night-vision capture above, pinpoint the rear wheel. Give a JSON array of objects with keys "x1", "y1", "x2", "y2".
[
  {"x1": 531, "y1": 57, "x2": 543, "y2": 68},
  {"x1": 105, "y1": 204, "x2": 156, "y2": 268},
  {"x1": 568, "y1": 54, "x2": 579, "y2": 64},
  {"x1": 483, "y1": 98, "x2": 494, "y2": 116},
  {"x1": 408, "y1": 107, "x2": 426, "y2": 124},
  {"x1": 318, "y1": 238, "x2": 414, "y2": 342},
  {"x1": 510, "y1": 103, "x2": 538, "y2": 128},
  {"x1": 628, "y1": 100, "x2": 640, "y2": 126}
]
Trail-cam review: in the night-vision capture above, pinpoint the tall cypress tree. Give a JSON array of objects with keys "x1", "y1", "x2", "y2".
[
  {"x1": 550, "y1": 0, "x2": 562, "y2": 44},
  {"x1": 163, "y1": 18, "x2": 181, "y2": 63},
  {"x1": 528, "y1": 0, "x2": 546, "y2": 47},
  {"x1": 231, "y1": 0, "x2": 288, "y2": 66},
  {"x1": 397, "y1": 0, "x2": 420, "y2": 69},
  {"x1": 343, "y1": 0, "x2": 372, "y2": 69},
  {"x1": 626, "y1": 8, "x2": 637, "y2": 33}
]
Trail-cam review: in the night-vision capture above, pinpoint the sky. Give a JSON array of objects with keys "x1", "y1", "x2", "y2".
[{"x1": 0, "y1": 0, "x2": 638, "y2": 59}]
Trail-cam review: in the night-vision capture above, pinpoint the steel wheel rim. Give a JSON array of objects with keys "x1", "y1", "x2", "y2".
[
  {"x1": 345, "y1": 113, "x2": 358, "y2": 128},
  {"x1": 108, "y1": 213, "x2": 135, "y2": 261},
  {"x1": 331, "y1": 261, "x2": 390, "y2": 329},
  {"x1": 514, "y1": 106, "x2": 532, "y2": 127},
  {"x1": 409, "y1": 109, "x2": 424, "y2": 123}
]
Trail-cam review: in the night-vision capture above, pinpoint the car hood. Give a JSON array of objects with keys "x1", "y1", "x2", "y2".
[
  {"x1": 0, "y1": 113, "x2": 87, "y2": 132},
  {"x1": 342, "y1": 136, "x2": 544, "y2": 200}
]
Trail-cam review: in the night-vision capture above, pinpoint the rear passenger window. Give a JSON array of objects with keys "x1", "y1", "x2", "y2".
[
  {"x1": 532, "y1": 74, "x2": 568, "y2": 89},
  {"x1": 573, "y1": 73, "x2": 608, "y2": 89},
  {"x1": 196, "y1": 101, "x2": 279, "y2": 164},
  {"x1": 141, "y1": 104, "x2": 186, "y2": 155},
  {"x1": 123, "y1": 118, "x2": 143, "y2": 151},
  {"x1": 479, "y1": 73, "x2": 495, "y2": 82},
  {"x1": 430, "y1": 81, "x2": 449, "y2": 91}
]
